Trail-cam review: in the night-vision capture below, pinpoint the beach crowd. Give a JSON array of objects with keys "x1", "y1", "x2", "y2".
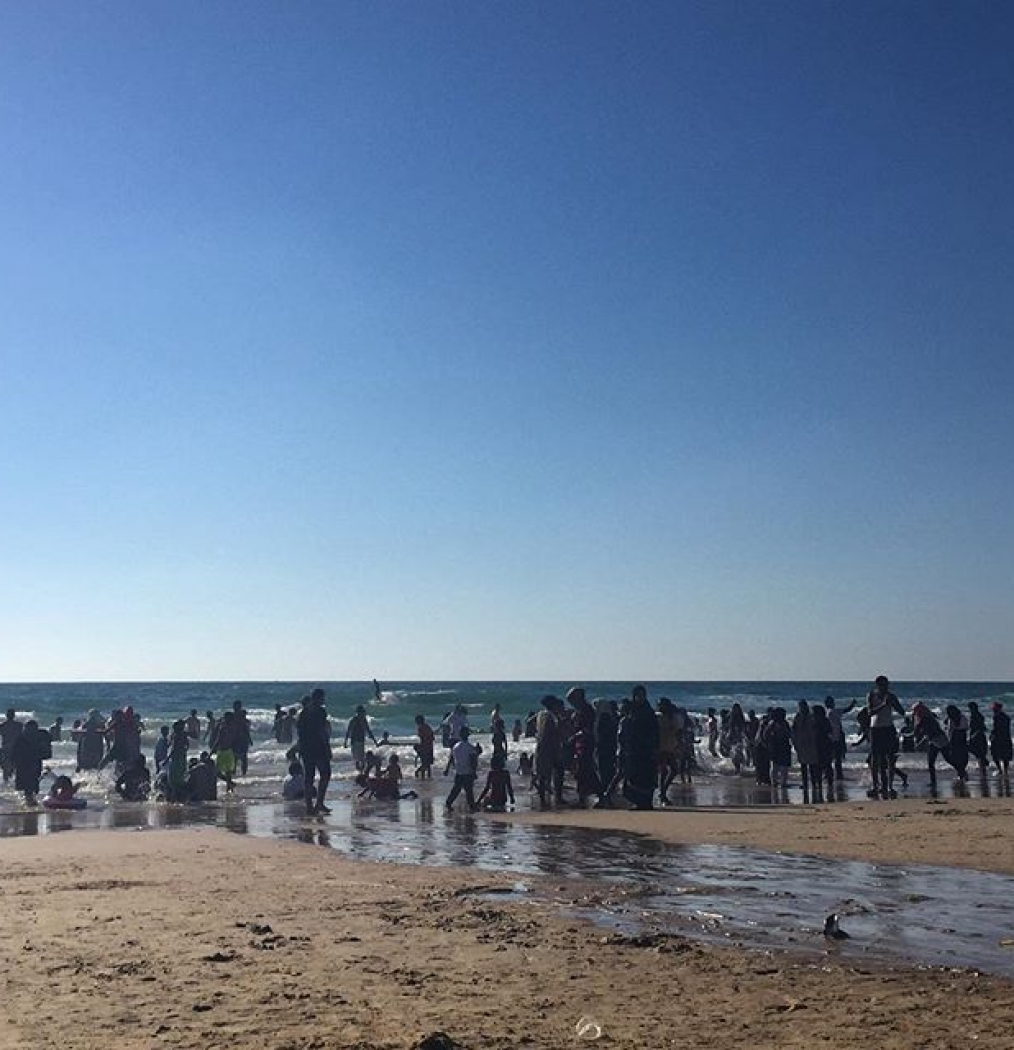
[{"x1": 0, "y1": 676, "x2": 1010, "y2": 814}]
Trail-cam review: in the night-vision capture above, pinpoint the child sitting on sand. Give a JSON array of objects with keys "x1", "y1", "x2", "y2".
[{"x1": 478, "y1": 755, "x2": 515, "y2": 812}]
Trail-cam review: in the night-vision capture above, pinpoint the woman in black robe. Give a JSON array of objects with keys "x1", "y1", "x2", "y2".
[
  {"x1": 13, "y1": 720, "x2": 51, "y2": 805},
  {"x1": 990, "y1": 703, "x2": 1012, "y2": 775},
  {"x1": 621, "y1": 685, "x2": 659, "y2": 810}
]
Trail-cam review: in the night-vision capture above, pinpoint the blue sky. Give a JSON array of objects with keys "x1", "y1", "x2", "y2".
[{"x1": 1, "y1": 1, "x2": 1011, "y2": 680}]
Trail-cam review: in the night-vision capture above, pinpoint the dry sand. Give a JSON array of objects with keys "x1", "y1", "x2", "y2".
[
  {"x1": 497, "y1": 795, "x2": 1014, "y2": 874},
  {"x1": 2, "y1": 826, "x2": 1013, "y2": 1050}
]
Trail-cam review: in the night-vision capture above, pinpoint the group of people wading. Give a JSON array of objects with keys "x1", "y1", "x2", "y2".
[
  {"x1": 3, "y1": 677, "x2": 1011, "y2": 813},
  {"x1": 524, "y1": 677, "x2": 1014, "y2": 810}
]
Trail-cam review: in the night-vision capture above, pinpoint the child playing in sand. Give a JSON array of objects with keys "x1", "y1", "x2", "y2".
[{"x1": 478, "y1": 754, "x2": 515, "y2": 812}]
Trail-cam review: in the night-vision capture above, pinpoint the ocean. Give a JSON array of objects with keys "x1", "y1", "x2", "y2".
[{"x1": 1, "y1": 680, "x2": 1011, "y2": 810}]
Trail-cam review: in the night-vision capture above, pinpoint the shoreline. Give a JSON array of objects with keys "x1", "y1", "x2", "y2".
[
  {"x1": 3, "y1": 828, "x2": 1014, "y2": 1049},
  {"x1": 6, "y1": 787, "x2": 1014, "y2": 875}
]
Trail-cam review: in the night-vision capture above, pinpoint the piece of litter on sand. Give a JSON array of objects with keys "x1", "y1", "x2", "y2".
[{"x1": 575, "y1": 1016, "x2": 602, "y2": 1039}]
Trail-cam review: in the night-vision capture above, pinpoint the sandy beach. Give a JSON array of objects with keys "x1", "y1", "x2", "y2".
[
  {"x1": 497, "y1": 794, "x2": 1014, "y2": 875},
  {"x1": 2, "y1": 825, "x2": 1014, "y2": 1050}
]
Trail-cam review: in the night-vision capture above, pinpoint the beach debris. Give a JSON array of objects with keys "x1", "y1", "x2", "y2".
[
  {"x1": 201, "y1": 951, "x2": 236, "y2": 963},
  {"x1": 238, "y1": 921, "x2": 273, "y2": 935},
  {"x1": 598, "y1": 931, "x2": 690, "y2": 953},
  {"x1": 412, "y1": 1033, "x2": 465, "y2": 1050},
  {"x1": 575, "y1": 1016, "x2": 603, "y2": 1039},
  {"x1": 999, "y1": 938, "x2": 1014, "y2": 948},
  {"x1": 776, "y1": 998, "x2": 808, "y2": 1013},
  {"x1": 823, "y1": 914, "x2": 850, "y2": 940}
]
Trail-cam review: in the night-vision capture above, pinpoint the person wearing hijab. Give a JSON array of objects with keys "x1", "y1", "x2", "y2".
[
  {"x1": 12, "y1": 720, "x2": 52, "y2": 806},
  {"x1": 967, "y1": 702, "x2": 990, "y2": 775},
  {"x1": 566, "y1": 687, "x2": 600, "y2": 806},
  {"x1": 77, "y1": 709, "x2": 105, "y2": 772},
  {"x1": 621, "y1": 685, "x2": 659, "y2": 810},
  {"x1": 990, "y1": 703, "x2": 1012, "y2": 776},
  {"x1": 791, "y1": 701, "x2": 822, "y2": 803},
  {"x1": 534, "y1": 696, "x2": 564, "y2": 806},
  {"x1": 912, "y1": 703, "x2": 957, "y2": 786},
  {"x1": 593, "y1": 699, "x2": 618, "y2": 798},
  {"x1": 944, "y1": 705, "x2": 969, "y2": 782}
]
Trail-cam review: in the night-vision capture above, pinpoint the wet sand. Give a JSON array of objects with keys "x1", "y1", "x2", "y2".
[
  {"x1": 497, "y1": 794, "x2": 1014, "y2": 874},
  {"x1": 3, "y1": 828, "x2": 1014, "y2": 1050}
]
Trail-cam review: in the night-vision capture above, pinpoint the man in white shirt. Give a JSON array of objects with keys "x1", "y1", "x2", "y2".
[
  {"x1": 445, "y1": 727, "x2": 480, "y2": 812},
  {"x1": 867, "y1": 676, "x2": 904, "y2": 799}
]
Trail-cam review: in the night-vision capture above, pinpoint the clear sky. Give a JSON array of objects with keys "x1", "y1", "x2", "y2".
[{"x1": 1, "y1": 1, "x2": 1012, "y2": 681}]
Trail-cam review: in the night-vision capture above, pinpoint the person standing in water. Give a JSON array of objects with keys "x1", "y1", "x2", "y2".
[
  {"x1": 706, "y1": 709, "x2": 719, "y2": 758},
  {"x1": 210, "y1": 710, "x2": 239, "y2": 793},
  {"x1": 791, "y1": 701, "x2": 822, "y2": 803},
  {"x1": 824, "y1": 696, "x2": 856, "y2": 781},
  {"x1": 0, "y1": 709, "x2": 23, "y2": 783},
  {"x1": 77, "y1": 709, "x2": 105, "y2": 772},
  {"x1": 231, "y1": 701, "x2": 252, "y2": 777},
  {"x1": 414, "y1": 714, "x2": 435, "y2": 779},
  {"x1": 911, "y1": 703, "x2": 955, "y2": 787},
  {"x1": 297, "y1": 688, "x2": 333, "y2": 816},
  {"x1": 445, "y1": 727, "x2": 480, "y2": 812},
  {"x1": 566, "y1": 687, "x2": 600, "y2": 806},
  {"x1": 944, "y1": 705, "x2": 969, "y2": 783},
  {"x1": 12, "y1": 720, "x2": 51, "y2": 806},
  {"x1": 810, "y1": 704, "x2": 835, "y2": 800},
  {"x1": 990, "y1": 703, "x2": 1012, "y2": 776},
  {"x1": 344, "y1": 704, "x2": 378, "y2": 773},
  {"x1": 166, "y1": 720, "x2": 190, "y2": 802},
  {"x1": 967, "y1": 702, "x2": 990, "y2": 776},
  {"x1": 622, "y1": 686, "x2": 659, "y2": 810},
  {"x1": 534, "y1": 696, "x2": 564, "y2": 807},
  {"x1": 866, "y1": 676, "x2": 904, "y2": 799},
  {"x1": 491, "y1": 709, "x2": 509, "y2": 762},
  {"x1": 593, "y1": 699, "x2": 618, "y2": 799},
  {"x1": 656, "y1": 698, "x2": 679, "y2": 805}
]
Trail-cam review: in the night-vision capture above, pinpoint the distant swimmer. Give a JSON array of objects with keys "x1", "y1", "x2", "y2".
[{"x1": 373, "y1": 679, "x2": 382, "y2": 704}]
